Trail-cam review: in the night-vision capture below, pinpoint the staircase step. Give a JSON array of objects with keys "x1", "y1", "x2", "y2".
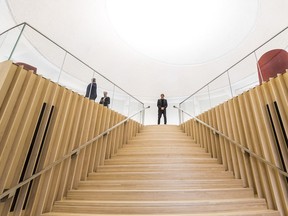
[
  {"x1": 116, "y1": 147, "x2": 208, "y2": 154},
  {"x1": 140, "y1": 125, "x2": 182, "y2": 131},
  {"x1": 77, "y1": 179, "x2": 244, "y2": 190},
  {"x1": 52, "y1": 199, "x2": 270, "y2": 214},
  {"x1": 132, "y1": 134, "x2": 192, "y2": 138},
  {"x1": 87, "y1": 170, "x2": 234, "y2": 180},
  {"x1": 96, "y1": 164, "x2": 224, "y2": 172},
  {"x1": 117, "y1": 147, "x2": 202, "y2": 152},
  {"x1": 42, "y1": 210, "x2": 280, "y2": 216},
  {"x1": 66, "y1": 188, "x2": 254, "y2": 201},
  {"x1": 118, "y1": 145, "x2": 202, "y2": 151},
  {"x1": 127, "y1": 139, "x2": 195, "y2": 144},
  {"x1": 112, "y1": 153, "x2": 212, "y2": 158},
  {"x1": 104, "y1": 157, "x2": 219, "y2": 165}
]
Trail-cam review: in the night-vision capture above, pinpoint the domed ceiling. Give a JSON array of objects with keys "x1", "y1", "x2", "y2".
[{"x1": 106, "y1": 0, "x2": 258, "y2": 65}]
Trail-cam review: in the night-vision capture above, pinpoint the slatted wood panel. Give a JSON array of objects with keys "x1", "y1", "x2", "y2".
[
  {"x1": 181, "y1": 72, "x2": 288, "y2": 216},
  {"x1": 0, "y1": 60, "x2": 142, "y2": 215},
  {"x1": 41, "y1": 125, "x2": 280, "y2": 216}
]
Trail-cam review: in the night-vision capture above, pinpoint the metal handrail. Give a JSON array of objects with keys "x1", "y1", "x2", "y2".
[
  {"x1": 0, "y1": 22, "x2": 144, "y2": 105},
  {"x1": 0, "y1": 23, "x2": 25, "y2": 36},
  {"x1": 173, "y1": 105, "x2": 288, "y2": 178},
  {"x1": 0, "y1": 106, "x2": 150, "y2": 202},
  {"x1": 180, "y1": 25, "x2": 288, "y2": 104}
]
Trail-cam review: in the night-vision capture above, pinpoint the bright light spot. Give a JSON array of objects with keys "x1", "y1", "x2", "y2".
[{"x1": 106, "y1": 0, "x2": 258, "y2": 65}]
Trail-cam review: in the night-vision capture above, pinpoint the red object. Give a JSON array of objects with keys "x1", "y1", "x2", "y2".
[
  {"x1": 15, "y1": 62, "x2": 37, "y2": 74},
  {"x1": 257, "y1": 49, "x2": 288, "y2": 84}
]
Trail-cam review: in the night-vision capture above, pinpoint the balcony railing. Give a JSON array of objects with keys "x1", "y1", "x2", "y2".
[
  {"x1": 0, "y1": 22, "x2": 145, "y2": 123},
  {"x1": 179, "y1": 25, "x2": 288, "y2": 124}
]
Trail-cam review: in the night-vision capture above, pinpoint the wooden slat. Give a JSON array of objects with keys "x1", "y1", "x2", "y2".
[
  {"x1": 248, "y1": 86, "x2": 274, "y2": 209},
  {"x1": 24, "y1": 81, "x2": 60, "y2": 215},
  {"x1": 57, "y1": 93, "x2": 85, "y2": 200},
  {"x1": 231, "y1": 97, "x2": 249, "y2": 186},
  {"x1": 237, "y1": 92, "x2": 255, "y2": 190},
  {"x1": 0, "y1": 60, "x2": 17, "y2": 108},
  {"x1": 0, "y1": 66, "x2": 27, "y2": 154},
  {"x1": 9, "y1": 74, "x2": 47, "y2": 213}
]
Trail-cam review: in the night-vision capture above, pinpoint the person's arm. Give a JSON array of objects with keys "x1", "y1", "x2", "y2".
[
  {"x1": 94, "y1": 83, "x2": 97, "y2": 99},
  {"x1": 85, "y1": 84, "x2": 90, "y2": 97},
  {"x1": 106, "y1": 97, "x2": 110, "y2": 105},
  {"x1": 157, "y1": 99, "x2": 161, "y2": 109}
]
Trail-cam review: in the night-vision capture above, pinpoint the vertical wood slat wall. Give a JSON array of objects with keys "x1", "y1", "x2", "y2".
[
  {"x1": 181, "y1": 71, "x2": 288, "y2": 216},
  {"x1": 0, "y1": 60, "x2": 142, "y2": 215}
]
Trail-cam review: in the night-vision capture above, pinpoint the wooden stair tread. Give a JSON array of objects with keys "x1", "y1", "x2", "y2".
[
  {"x1": 52, "y1": 199, "x2": 271, "y2": 214},
  {"x1": 66, "y1": 188, "x2": 255, "y2": 201},
  {"x1": 96, "y1": 165, "x2": 225, "y2": 172},
  {"x1": 104, "y1": 157, "x2": 219, "y2": 164},
  {"x1": 68, "y1": 188, "x2": 252, "y2": 192},
  {"x1": 110, "y1": 154, "x2": 212, "y2": 158},
  {"x1": 98, "y1": 163, "x2": 224, "y2": 168},
  {"x1": 55, "y1": 198, "x2": 267, "y2": 204},
  {"x1": 43, "y1": 210, "x2": 280, "y2": 216},
  {"x1": 127, "y1": 139, "x2": 196, "y2": 143},
  {"x1": 87, "y1": 172, "x2": 235, "y2": 180},
  {"x1": 77, "y1": 179, "x2": 244, "y2": 190}
]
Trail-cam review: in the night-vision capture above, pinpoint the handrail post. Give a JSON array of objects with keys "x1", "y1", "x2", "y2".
[
  {"x1": 254, "y1": 51, "x2": 263, "y2": 83},
  {"x1": 142, "y1": 108, "x2": 144, "y2": 125},
  {"x1": 111, "y1": 84, "x2": 116, "y2": 109},
  {"x1": 178, "y1": 104, "x2": 182, "y2": 125},
  {"x1": 144, "y1": 105, "x2": 150, "y2": 125},
  {"x1": 207, "y1": 85, "x2": 211, "y2": 109},
  {"x1": 227, "y1": 70, "x2": 233, "y2": 97},
  {"x1": 57, "y1": 51, "x2": 67, "y2": 83},
  {"x1": 8, "y1": 23, "x2": 26, "y2": 60}
]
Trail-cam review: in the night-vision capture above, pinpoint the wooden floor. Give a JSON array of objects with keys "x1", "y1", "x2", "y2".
[{"x1": 42, "y1": 125, "x2": 280, "y2": 216}]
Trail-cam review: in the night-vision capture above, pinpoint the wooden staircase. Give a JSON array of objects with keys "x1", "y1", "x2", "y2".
[{"x1": 42, "y1": 125, "x2": 280, "y2": 216}]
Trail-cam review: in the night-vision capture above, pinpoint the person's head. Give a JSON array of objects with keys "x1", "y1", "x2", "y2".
[
  {"x1": 91, "y1": 78, "x2": 96, "y2": 83},
  {"x1": 103, "y1": 91, "x2": 108, "y2": 97},
  {"x1": 160, "y1": 94, "x2": 165, "y2": 99}
]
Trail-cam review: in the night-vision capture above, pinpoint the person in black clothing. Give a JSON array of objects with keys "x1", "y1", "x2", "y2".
[
  {"x1": 157, "y1": 93, "x2": 168, "y2": 125},
  {"x1": 85, "y1": 78, "x2": 97, "y2": 100},
  {"x1": 99, "y1": 91, "x2": 110, "y2": 108}
]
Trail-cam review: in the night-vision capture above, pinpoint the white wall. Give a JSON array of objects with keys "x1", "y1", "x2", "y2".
[{"x1": 0, "y1": 0, "x2": 16, "y2": 32}]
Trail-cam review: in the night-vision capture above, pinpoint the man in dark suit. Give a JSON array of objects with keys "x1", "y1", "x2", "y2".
[
  {"x1": 157, "y1": 93, "x2": 168, "y2": 125},
  {"x1": 85, "y1": 78, "x2": 97, "y2": 100},
  {"x1": 99, "y1": 91, "x2": 110, "y2": 108}
]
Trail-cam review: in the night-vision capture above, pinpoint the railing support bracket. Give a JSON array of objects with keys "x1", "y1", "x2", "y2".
[
  {"x1": 71, "y1": 151, "x2": 79, "y2": 159},
  {"x1": 0, "y1": 189, "x2": 16, "y2": 203}
]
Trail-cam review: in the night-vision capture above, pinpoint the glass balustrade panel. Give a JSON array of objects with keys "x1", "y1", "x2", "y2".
[{"x1": 208, "y1": 72, "x2": 232, "y2": 108}]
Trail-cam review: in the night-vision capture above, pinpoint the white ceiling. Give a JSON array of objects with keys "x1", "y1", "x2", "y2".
[{"x1": 1, "y1": 0, "x2": 288, "y2": 103}]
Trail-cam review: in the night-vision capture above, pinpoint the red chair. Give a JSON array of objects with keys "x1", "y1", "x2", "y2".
[
  {"x1": 15, "y1": 62, "x2": 37, "y2": 74},
  {"x1": 257, "y1": 49, "x2": 288, "y2": 84}
]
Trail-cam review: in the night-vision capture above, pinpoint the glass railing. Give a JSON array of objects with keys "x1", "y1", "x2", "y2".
[
  {"x1": 0, "y1": 23, "x2": 145, "y2": 123},
  {"x1": 179, "y1": 26, "x2": 288, "y2": 123}
]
